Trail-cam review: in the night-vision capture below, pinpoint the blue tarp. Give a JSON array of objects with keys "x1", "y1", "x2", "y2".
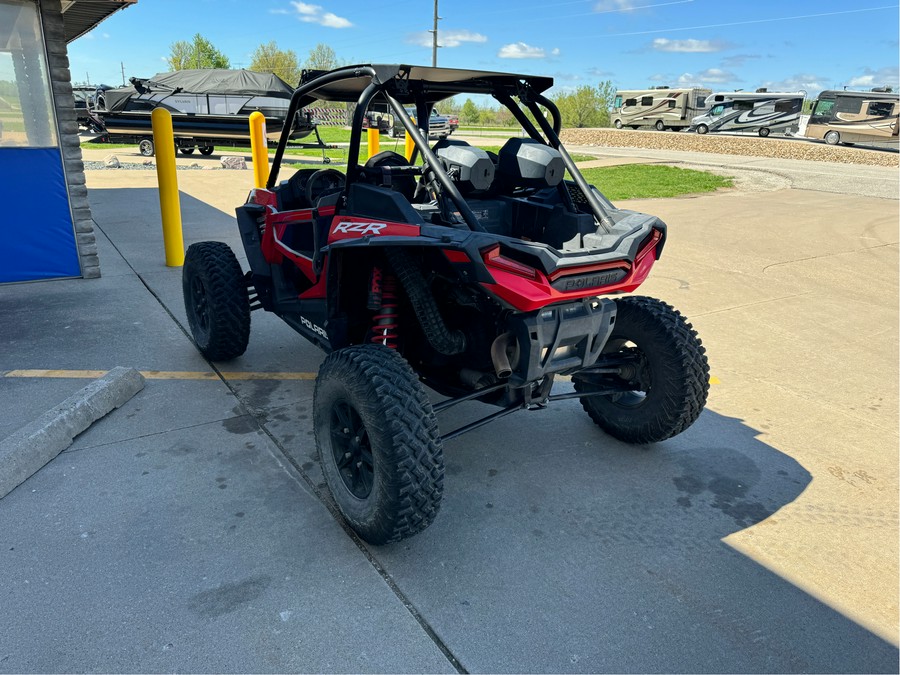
[{"x1": 0, "y1": 147, "x2": 81, "y2": 283}]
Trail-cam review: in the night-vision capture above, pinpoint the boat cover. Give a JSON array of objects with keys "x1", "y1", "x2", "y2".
[{"x1": 102, "y1": 69, "x2": 295, "y2": 111}]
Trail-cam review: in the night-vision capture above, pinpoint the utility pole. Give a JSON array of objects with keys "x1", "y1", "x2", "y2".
[
  {"x1": 120, "y1": 62, "x2": 125, "y2": 85},
  {"x1": 430, "y1": 0, "x2": 440, "y2": 67}
]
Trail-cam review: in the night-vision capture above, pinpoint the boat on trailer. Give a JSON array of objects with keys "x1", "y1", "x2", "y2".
[{"x1": 88, "y1": 68, "x2": 332, "y2": 159}]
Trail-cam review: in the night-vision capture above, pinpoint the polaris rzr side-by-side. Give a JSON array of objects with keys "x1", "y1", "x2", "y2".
[{"x1": 182, "y1": 64, "x2": 710, "y2": 545}]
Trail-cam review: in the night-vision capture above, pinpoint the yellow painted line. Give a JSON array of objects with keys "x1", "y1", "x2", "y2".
[
  {"x1": 4, "y1": 369, "x2": 317, "y2": 381},
  {"x1": 709, "y1": 376, "x2": 721, "y2": 385}
]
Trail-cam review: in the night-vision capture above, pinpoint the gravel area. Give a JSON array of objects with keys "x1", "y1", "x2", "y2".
[
  {"x1": 83, "y1": 160, "x2": 217, "y2": 170},
  {"x1": 560, "y1": 129, "x2": 899, "y2": 167}
]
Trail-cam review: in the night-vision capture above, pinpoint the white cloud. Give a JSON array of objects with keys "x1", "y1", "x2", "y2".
[
  {"x1": 653, "y1": 38, "x2": 727, "y2": 53},
  {"x1": 648, "y1": 73, "x2": 669, "y2": 82},
  {"x1": 551, "y1": 48, "x2": 560, "y2": 56},
  {"x1": 759, "y1": 74, "x2": 828, "y2": 95},
  {"x1": 678, "y1": 68, "x2": 738, "y2": 85},
  {"x1": 269, "y1": 8, "x2": 290, "y2": 14},
  {"x1": 594, "y1": 0, "x2": 638, "y2": 11},
  {"x1": 442, "y1": 30, "x2": 488, "y2": 47},
  {"x1": 407, "y1": 29, "x2": 486, "y2": 48},
  {"x1": 498, "y1": 42, "x2": 547, "y2": 59},
  {"x1": 290, "y1": 2, "x2": 352, "y2": 28},
  {"x1": 848, "y1": 66, "x2": 899, "y2": 89}
]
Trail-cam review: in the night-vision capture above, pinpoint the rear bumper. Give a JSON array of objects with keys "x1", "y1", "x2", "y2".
[{"x1": 508, "y1": 298, "x2": 617, "y2": 384}]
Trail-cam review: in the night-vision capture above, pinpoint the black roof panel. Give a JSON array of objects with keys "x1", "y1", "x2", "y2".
[{"x1": 299, "y1": 64, "x2": 554, "y2": 104}]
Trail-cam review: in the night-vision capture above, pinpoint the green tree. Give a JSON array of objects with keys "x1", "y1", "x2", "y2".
[
  {"x1": 461, "y1": 98, "x2": 479, "y2": 124},
  {"x1": 552, "y1": 82, "x2": 613, "y2": 128},
  {"x1": 595, "y1": 79, "x2": 615, "y2": 127},
  {"x1": 166, "y1": 34, "x2": 230, "y2": 71},
  {"x1": 250, "y1": 41, "x2": 301, "y2": 85},
  {"x1": 304, "y1": 43, "x2": 342, "y2": 71}
]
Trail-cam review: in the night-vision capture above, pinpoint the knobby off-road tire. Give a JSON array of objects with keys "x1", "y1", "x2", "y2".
[
  {"x1": 575, "y1": 296, "x2": 709, "y2": 444},
  {"x1": 314, "y1": 344, "x2": 444, "y2": 545},
  {"x1": 182, "y1": 242, "x2": 250, "y2": 361}
]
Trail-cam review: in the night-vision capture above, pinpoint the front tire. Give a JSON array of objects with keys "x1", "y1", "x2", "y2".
[
  {"x1": 696, "y1": 124, "x2": 708, "y2": 135},
  {"x1": 825, "y1": 130, "x2": 840, "y2": 145},
  {"x1": 182, "y1": 242, "x2": 250, "y2": 361},
  {"x1": 655, "y1": 120, "x2": 666, "y2": 131},
  {"x1": 139, "y1": 139, "x2": 154, "y2": 156},
  {"x1": 614, "y1": 119, "x2": 623, "y2": 129},
  {"x1": 574, "y1": 296, "x2": 709, "y2": 444},
  {"x1": 758, "y1": 127, "x2": 770, "y2": 138},
  {"x1": 314, "y1": 344, "x2": 444, "y2": 545}
]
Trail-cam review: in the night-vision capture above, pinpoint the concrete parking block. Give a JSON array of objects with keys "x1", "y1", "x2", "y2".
[{"x1": 0, "y1": 367, "x2": 144, "y2": 499}]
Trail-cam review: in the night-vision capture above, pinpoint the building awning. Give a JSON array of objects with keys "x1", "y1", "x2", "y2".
[{"x1": 61, "y1": 0, "x2": 137, "y2": 43}]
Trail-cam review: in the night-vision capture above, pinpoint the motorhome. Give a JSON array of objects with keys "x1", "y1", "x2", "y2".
[
  {"x1": 689, "y1": 89, "x2": 805, "y2": 137},
  {"x1": 806, "y1": 89, "x2": 898, "y2": 145},
  {"x1": 612, "y1": 86, "x2": 711, "y2": 131}
]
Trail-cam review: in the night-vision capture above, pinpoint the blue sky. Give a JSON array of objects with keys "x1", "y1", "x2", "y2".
[{"x1": 68, "y1": 0, "x2": 899, "y2": 98}]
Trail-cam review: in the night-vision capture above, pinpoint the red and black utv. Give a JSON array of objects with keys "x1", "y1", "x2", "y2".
[{"x1": 182, "y1": 64, "x2": 709, "y2": 544}]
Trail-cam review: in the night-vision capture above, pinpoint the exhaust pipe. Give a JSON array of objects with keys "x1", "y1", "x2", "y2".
[{"x1": 490, "y1": 332, "x2": 514, "y2": 379}]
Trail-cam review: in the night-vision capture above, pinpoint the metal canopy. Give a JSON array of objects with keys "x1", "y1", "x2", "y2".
[
  {"x1": 61, "y1": 0, "x2": 136, "y2": 43},
  {"x1": 299, "y1": 64, "x2": 554, "y2": 104}
]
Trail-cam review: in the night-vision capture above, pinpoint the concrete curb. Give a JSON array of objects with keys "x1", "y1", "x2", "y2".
[{"x1": 0, "y1": 367, "x2": 145, "y2": 500}]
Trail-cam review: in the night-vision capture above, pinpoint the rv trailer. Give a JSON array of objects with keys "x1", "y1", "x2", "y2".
[
  {"x1": 689, "y1": 89, "x2": 805, "y2": 137},
  {"x1": 612, "y1": 86, "x2": 711, "y2": 131},
  {"x1": 806, "y1": 89, "x2": 899, "y2": 146}
]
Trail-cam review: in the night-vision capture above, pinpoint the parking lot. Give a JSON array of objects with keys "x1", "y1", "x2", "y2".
[{"x1": 0, "y1": 145, "x2": 897, "y2": 672}]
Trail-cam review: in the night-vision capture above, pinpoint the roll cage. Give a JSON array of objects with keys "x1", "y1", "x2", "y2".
[{"x1": 266, "y1": 64, "x2": 613, "y2": 234}]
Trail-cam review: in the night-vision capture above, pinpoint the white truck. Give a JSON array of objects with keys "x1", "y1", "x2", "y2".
[{"x1": 689, "y1": 89, "x2": 805, "y2": 137}]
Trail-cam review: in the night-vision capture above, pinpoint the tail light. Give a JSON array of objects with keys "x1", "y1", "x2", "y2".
[{"x1": 482, "y1": 244, "x2": 539, "y2": 280}]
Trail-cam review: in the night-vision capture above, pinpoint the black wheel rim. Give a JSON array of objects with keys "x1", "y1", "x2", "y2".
[
  {"x1": 190, "y1": 275, "x2": 210, "y2": 334},
  {"x1": 330, "y1": 400, "x2": 374, "y2": 499}
]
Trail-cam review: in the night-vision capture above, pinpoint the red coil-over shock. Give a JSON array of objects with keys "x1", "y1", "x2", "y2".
[{"x1": 368, "y1": 266, "x2": 399, "y2": 349}]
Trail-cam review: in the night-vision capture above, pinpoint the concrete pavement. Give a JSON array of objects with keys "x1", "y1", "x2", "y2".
[{"x1": 0, "y1": 153, "x2": 897, "y2": 672}]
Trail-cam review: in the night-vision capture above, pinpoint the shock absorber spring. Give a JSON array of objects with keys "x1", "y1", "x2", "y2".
[{"x1": 371, "y1": 270, "x2": 400, "y2": 349}]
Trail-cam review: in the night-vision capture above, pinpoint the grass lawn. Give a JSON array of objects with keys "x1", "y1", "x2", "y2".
[
  {"x1": 576, "y1": 164, "x2": 732, "y2": 200},
  {"x1": 79, "y1": 137, "x2": 730, "y2": 200}
]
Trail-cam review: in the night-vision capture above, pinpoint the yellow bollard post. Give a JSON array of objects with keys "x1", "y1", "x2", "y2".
[
  {"x1": 404, "y1": 130, "x2": 415, "y2": 161},
  {"x1": 150, "y1": 108, "x2": 184, "y2": 267},
  {"x1": 367, "y1": 127, "x2": 380, "y2": 160},
  {"x1": 249, "y1": 111, "x2": 269, "y2": 189}
]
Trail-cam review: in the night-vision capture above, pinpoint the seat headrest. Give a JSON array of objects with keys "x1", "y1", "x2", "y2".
[{"x1": 498, "y1": 138, "x2": 564, "y2": 188}]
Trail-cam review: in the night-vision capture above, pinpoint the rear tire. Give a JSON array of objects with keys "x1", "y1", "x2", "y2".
[
  {"x1": 825, "y1": 130, "x2": 840, "y2": 145},
  {"x1": 758, "y1": 127, "x2": 770, "y2": 138},
  {"x1": 198, "y1": 145, "x2": 214, "y2": 155},
  {"x1": 655, "y1": 120, "x2": 666, "y2": 131},
  {"x1": 139, "y1": 139, "x2": 154, "y2": 156},
  {"x1": 182, "y1": 242, "x2": 250, "y2": 361},
  {"x1": 180, "y1": 147, "x2": 195, "y2": 155},
  {"x1": 574, "y1": 296, "x2": 709, "y2": 444},
  {"x1": 315, "y1": 344, "x2": 444, "y2": 545}
]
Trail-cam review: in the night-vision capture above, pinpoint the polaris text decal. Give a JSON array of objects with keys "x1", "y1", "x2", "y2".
[{"x1": 300, "y1": 316, "x2": 328, "y2": 339}]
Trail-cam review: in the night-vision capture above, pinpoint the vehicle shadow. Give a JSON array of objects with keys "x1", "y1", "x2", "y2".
[
  {"x1": 89, "y1": 186, "x2": 899, "y2": 674},
  {"x1": 368, "y1": 397, "x2": 899, "y2": 674}
]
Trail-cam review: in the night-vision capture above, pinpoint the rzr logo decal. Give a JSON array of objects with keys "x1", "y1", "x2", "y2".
[{"x1": 332, "y1": 221, "x2": 387, "y2": 236}]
